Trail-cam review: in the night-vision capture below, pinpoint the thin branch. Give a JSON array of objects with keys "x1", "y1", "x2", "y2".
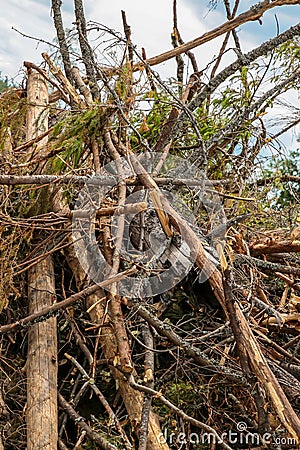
[
  {"x1": 127, "y1": 375, "x2": 234, "y2": 450},
  {"x1": 133, "y1": 302, "x2": 245, "y2": 383},
  {"x1": 58, "y1": 393, "x2": 118, "y2": 450},
  {"x1": 206, "y1": 68, "x2": 300, "y2": 151},
  {"x1": 0, "y1": 266, "x2": 137, "y2": 334},
  {"x1": 189, "y1": 22, "x2": 300, "y2": 111},
  {"x1": 65, "y1": 353, "x2": 132, "y2": 449},
  {"x1": 235, "y1": 254, "x2": 300, "y2": 277}
]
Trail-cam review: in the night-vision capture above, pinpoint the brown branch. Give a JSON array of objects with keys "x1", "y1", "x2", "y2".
[
  {"x1": 65, "y1": 353, "x2": 132, "y2": 449},
  {"x1": 173, "y1": 0, "x2": 198, "y2": 72},
  {"x1": 256, "y1": 330, "x2": 300, "y2": 367},
  {"x1": 234, "y1": 303, "x2": 300, "y2": 442},
  {"x1": 209, "y1": 0, "x2": 240, "y2": 82},
  {"x1": 116, "y1": 144, "x2": 300, "y2": 440},
  {"x1": 221, "y1": 253, "x2": 300, "y2": 441},
  {"x1": 63, "y1": 310, "x2": 94, "y2": 365},
  {"x1": 250, "y1": 241, "x2": 300, "y2": 256},
  {"x1": 116, "y1": 138, "x2": 226, "y2": 310},
  {"x1": 222, "y1": 266, "x2": 252, "y2": 376},
  {"x1": 104, "y1": 132, "x2": 133, "y2": 373},
  {"x1": 42, "y1": 52, "x2": 86, "y2": 108},
  {"x1": 0, "y1": 266, "x2": 137, "y2": 334},
  {"x1": 13, "y1": 126, "x2": 55, "y2": 153},
  {"x1": 91, "y1": 139, "x2": 101, "y2": 174},
  {"x1": 135, "y1": 0, "x2": 299, "y2": 69},
  {"x1": 121, "y1": 10, "x2": 134, "y2": 63},
  {"x1": 58, "y1": 393, "x2": 118, "y2": 450},
  {"x1": 13, "y1": 234, "x2": 72, "y2": 277},
  {"x1": 71, "y1": 66, "x2": 93, "y2": 105},
  {"x1": 127, "y1": 375, "x2": 234, "y2": 450},
  {"x1": 138, "y1": 322, "x2": 154, "y2": 450},
  {"x1": 23, "y1": 61, "x2": 70, "y2": 104}
]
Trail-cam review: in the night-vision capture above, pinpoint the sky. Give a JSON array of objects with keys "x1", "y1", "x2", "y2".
[{"x1": 0, "y1": 0, "x2": 299, "y2": 148}]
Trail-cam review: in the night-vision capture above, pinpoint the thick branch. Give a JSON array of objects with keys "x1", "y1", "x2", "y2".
[
  {"x1": 136, "y1": 0, "x2": 300, "y2": 69},
  {"x1": 0, "y1": 174, "x2": 225, "y2": 187},
  {"x1": 235, "y1": 254, "x2": 300, "y2": 276},
  {"x1": 250, "y1": 241, "x2": 300, "y2": 256}
]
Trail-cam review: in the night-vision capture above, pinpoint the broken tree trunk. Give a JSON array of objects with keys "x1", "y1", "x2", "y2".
[{"x1": 26, "y1": 69, "x2": 58, "y2": 450}]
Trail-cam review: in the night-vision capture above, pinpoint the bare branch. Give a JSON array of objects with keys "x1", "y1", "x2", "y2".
[{"x1": 135, "y1": 0, "x2": 300, "y2": 69}]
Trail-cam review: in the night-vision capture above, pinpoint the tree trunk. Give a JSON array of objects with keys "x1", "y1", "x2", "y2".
[
  {"x1": 27, "y1": 258, "x2": 58, "y2": 449},
  {"x1": 26, "y1": 69, "x2": 58, "y2": 450}
]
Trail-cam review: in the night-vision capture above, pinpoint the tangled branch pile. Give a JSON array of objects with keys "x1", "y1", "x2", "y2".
[{"x1": 0, "y1": 0, "x2": 300, "y2": 449}]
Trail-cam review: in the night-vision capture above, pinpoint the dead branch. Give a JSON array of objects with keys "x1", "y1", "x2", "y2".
[
  {"x1": 0, "y1": 266, "x2": 137, "y2": 335},
  {"x1": 24, "y1": 61, "x2": 69, "y2": 104},
  {"x1": 104, "y1": 131, "x2": 133, "y2": 374},
  {"x1": 58, "y1": 393, "x2": 118, "y2": 450},
  {"x1": 73, "y1": 0, "x2": 99, "y2": 99},
  {"x1": 138, "y1": 321, "x2": 154, "y2": 450},
  {"x1": 189, "y1": 22, "x2": 300, "y2": 111},
  {"x1": 235, "y1": 254, "x2": 300, "y2": 276},
  {"x1": 135, "y1": 0, "x2": 300, "y2": 69},
  {"x1": 128, "y1": 375, "x2": 234, "y2": 450},
  {"x1": 250, "y1": 241, "x2": 300, "y2": 256},
  {"x1": 134, "y1": 303, "x2": 244, "y2": 382},
  {"x1": 42, "y1": 52, "x2": 86, "y2": 108},
  {"x1": 65, "y1": 352, "x2": 132, "y2": 449}
]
